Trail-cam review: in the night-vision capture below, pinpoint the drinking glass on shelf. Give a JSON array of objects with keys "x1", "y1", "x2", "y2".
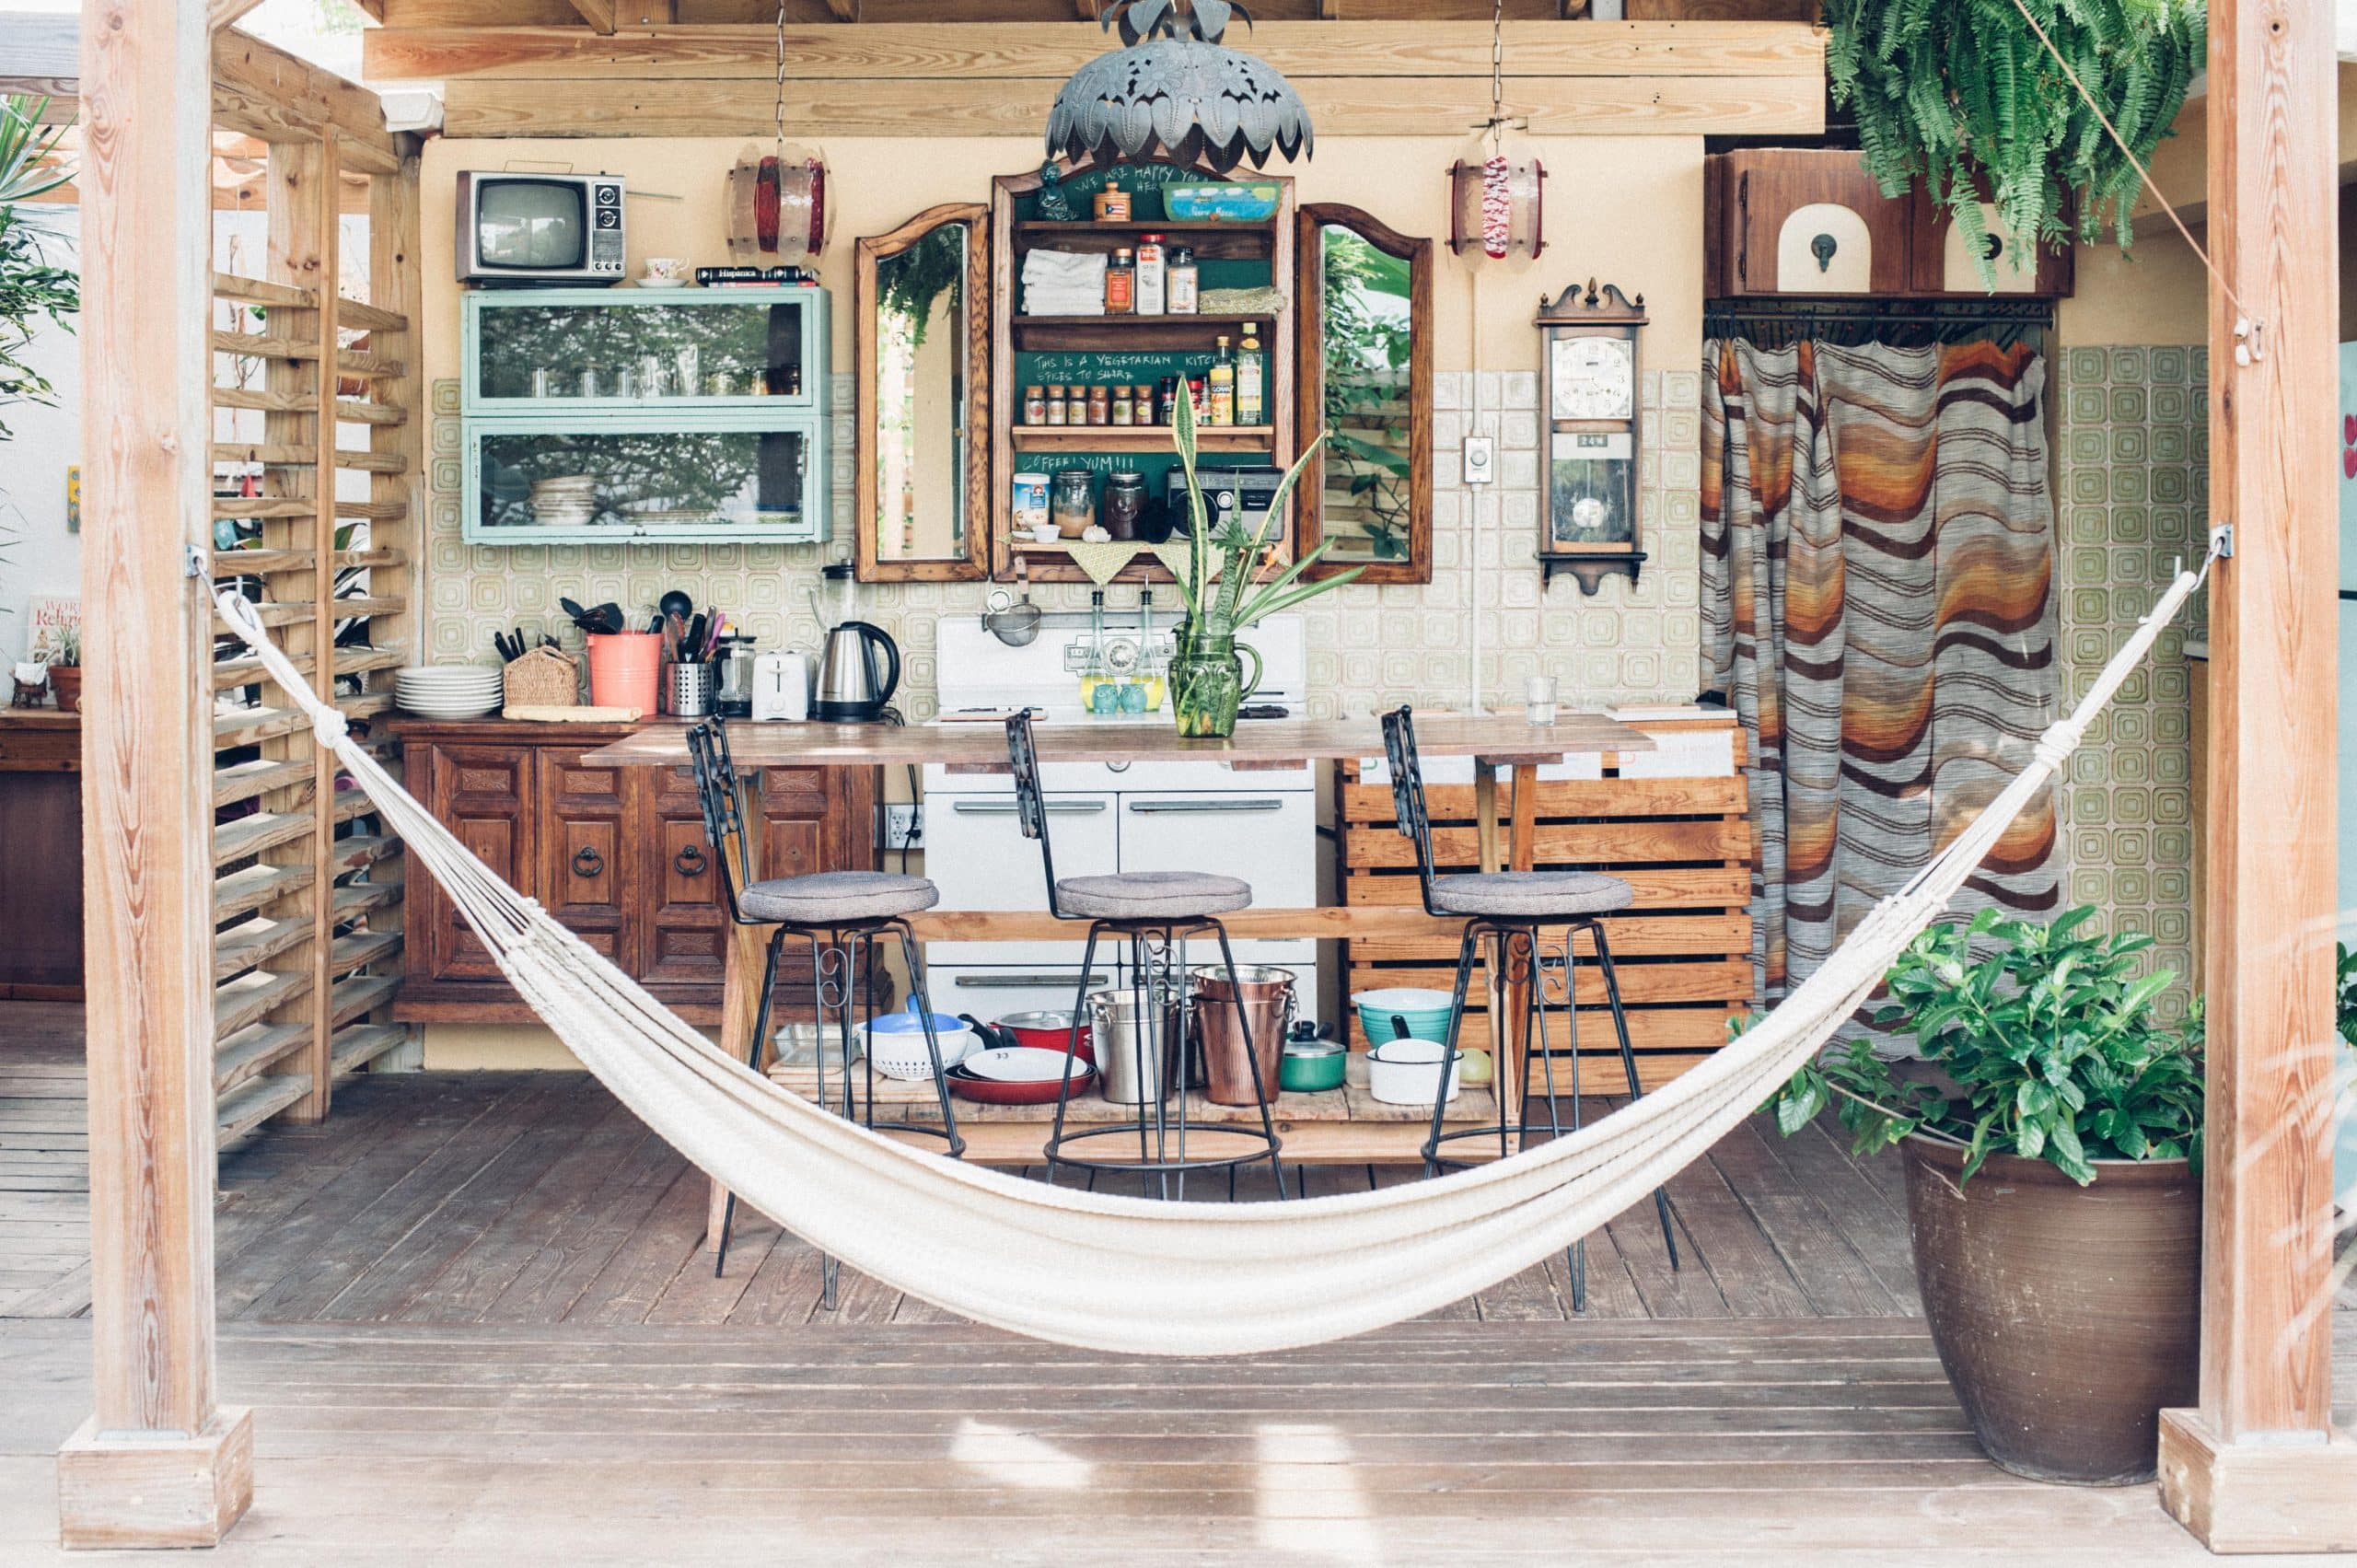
[{"x1": 673, "y1": 345, "x2": 701, "y2": 397}]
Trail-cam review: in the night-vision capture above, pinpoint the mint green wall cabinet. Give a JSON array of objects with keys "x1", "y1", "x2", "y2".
[{"x1": 460, "y1": 285, "x2": 831, "y2": 546}]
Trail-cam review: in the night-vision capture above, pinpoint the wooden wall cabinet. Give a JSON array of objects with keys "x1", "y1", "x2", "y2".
[
  {"x1": 1704, "y1": 149, "x2": 2072, "y2": 300},
  {"x1": 393, "y1": 720, "x2": 879, "y2": 1026}
]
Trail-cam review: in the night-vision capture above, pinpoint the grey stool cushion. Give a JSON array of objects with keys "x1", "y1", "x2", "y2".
[
  {"x1": 1055, "y1": 870, "x2": 1251, "y2": 921},
  {"x1": 739, "y1": 870, "x2": 940, "y2": 925},
  {"x1": 1429, "y1": 870, "x2": 1635, "y2": 919}
]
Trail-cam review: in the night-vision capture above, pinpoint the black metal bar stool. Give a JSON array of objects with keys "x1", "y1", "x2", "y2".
[
  {"x1": 688, "y1": 719, "x2": 963, "y2": 1295},
  {"x1": 1380, "y1": 705, "x2": 1678, "y2": 1309},
  {"x1": 1004, "y1": 714, "x2": 1286, "y2": 1201}
]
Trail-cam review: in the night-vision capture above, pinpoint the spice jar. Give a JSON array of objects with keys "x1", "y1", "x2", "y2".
[
  {"x1": 1135, "y1": 233, "x2": 1167, "y2": 316},
  {"x1": 1024, "y1": 385, "x2": 1047, "y2": 425},
  {"x1": 1105, "y1": 247, "x2": 1135, "y2": 315},
  {"x1": 1157, "y1": 375, "x2": 1180, "y2": 426},
  {"x1": 1051, "y1": 467, "x2": 1097, "y2": 539},
  {"x1": 1189, "y1": 377, "x2": 1208, "y2": 421},
  {"x1": 1045, "y1": 384, "x2": 1069, "y2": 426},
  {"x1": 1093, "y1": 180, "x2": 1132, "y2": 221},
  {"x1": 1167, "y1": 245, "x2": 1200, "y2": 314},
  {"x1": 1086, "y1": 386, "x2": 1110, "y2": 426},
  {"x1": 1111, "y1": 386, "x2": 1133, "y2": 426},
  {"x1": 1103, "y1": 470, "x2": 1148, "y2": 541}
]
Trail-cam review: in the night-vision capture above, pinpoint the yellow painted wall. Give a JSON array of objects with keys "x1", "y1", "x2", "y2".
[{"x1": 2055, "y1": 224, "x2": 2211, "y2": 348}]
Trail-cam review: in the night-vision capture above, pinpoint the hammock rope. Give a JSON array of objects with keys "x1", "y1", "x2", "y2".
[{"x1": 211, "y1": 557, "x2": 2205, "y2": 1354}]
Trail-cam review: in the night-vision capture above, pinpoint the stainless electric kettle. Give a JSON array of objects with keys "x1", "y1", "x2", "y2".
[{"x1": 811, "y1": 620, "x2": 900, "y2": 722}]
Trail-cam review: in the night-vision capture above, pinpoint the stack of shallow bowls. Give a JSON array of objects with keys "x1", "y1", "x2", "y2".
[
  {"x1": 528, "y1": 474, "x2": 598, "y2": 528},
  {"x1": 394, "y1": 665, "x2": 505, "y2": 719}
]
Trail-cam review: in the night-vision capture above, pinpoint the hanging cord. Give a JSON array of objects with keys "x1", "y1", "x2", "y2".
[
  {"x1": 2002, "y1": 0, "x2": 2262, "y2": 360},
  {"x1": 773, "y1": 0, "x2": 791, "y2": 167}
]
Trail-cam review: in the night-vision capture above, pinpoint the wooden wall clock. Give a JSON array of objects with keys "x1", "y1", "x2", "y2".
[{"x1": 1537, "y1": 278, "x2": 1646, "y2": 595}]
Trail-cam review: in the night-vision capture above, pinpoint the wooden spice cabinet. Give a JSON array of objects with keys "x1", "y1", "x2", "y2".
[{"x1": 390, "y1": 720, "x2": 878, "y2": 1027}]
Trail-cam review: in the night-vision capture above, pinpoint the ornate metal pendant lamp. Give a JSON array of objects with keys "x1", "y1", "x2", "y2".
[{"x1": 1047, "y1": 0, "x2": 1314, "y2": 174}]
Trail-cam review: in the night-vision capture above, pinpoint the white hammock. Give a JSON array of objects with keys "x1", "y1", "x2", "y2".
[{"x1": 213, "y1": 563, "x2": 2200, "y2": 1355}]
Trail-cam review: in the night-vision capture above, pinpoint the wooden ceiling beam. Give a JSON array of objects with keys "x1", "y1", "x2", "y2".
[
  {"x1": 212, "y1": 28, "x2": 405, "y2": 174},
  {"x1": 364, "y1": 19, "x2": 1825, "y2": 81},
  {"x1": 209, "y1": 0, "x2": 272, "y2": 28},
  {"x1": 566, "y1": 0, "x2": 621, "y2": 29},
  {"x1": 437, "y1": 68, "x2": 1822, "y2": 136}
]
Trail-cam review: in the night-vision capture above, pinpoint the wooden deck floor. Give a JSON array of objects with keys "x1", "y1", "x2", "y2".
[
  {"x1": 3, "y1": 1001, "x2": 1923, "y2": 1327},
  {"x1": 5, "y1": 1001, "x2": 2352, "y2": 1562}
]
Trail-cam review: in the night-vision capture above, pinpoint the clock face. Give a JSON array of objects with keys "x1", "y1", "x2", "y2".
[{"x1": 1550, "y1": 335, "x2": 1635, "y2": 423}]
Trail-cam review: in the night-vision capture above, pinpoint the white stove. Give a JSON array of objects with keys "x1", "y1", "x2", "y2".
[{"x1": 921, "y1": 612, "x2": 1319, "y2": 1025}]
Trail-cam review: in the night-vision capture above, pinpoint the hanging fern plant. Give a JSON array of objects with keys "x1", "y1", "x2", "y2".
[{"x1": 1825, "y1": 0, "x2": 2205, "y2": 279}]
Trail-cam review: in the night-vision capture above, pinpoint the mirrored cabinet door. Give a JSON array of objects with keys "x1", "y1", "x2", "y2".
[
  {"x1": 855, "y1": 203, "x2": 991, "y2": 581},
  {"x1": 1295, "y1": 204, "x2": 1432, "y2": 584}
]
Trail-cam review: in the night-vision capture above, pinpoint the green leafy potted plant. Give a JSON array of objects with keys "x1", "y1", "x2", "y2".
[
  {"x1": 1825, "y1": 0, "x2": 2204, "y2": 284},
  {"x1": 44, "y1": 623, "x2": 79, "y2": 713},
  {"x1": 1771, "y1": 906, "x2": 2203, "y2": 1484},
  {"x1": 1164, "y1": 389, "x2": 1361, "y2": 738},
  {"x1": 2335, "y1": 944, "x2": 2357, "y2": 1216}
]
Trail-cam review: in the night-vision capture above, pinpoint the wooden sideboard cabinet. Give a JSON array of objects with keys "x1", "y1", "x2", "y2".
[{"x1": 389, "y1": 719, "x2": 879, "y2": 1027}]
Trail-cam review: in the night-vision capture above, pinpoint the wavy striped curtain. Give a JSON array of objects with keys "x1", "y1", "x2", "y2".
[{"x1": 1701, "y1": 338, "x2": 2062, "y2": 1032}]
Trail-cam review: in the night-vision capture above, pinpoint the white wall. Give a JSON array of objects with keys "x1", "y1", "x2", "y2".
[{"x1": 0, "y1": 204, "x2": 79, "y2": 668}]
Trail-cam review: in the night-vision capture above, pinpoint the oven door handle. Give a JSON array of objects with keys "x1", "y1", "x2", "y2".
[
  {"x1": 949, "y1": 799, "x2": 1108, "y2": 815},
  {"x1": 946, "y1": 972, "x2": 1114, "y2": 989},
  {"x1": 1124, "y1": 798, "x2": 1287, "y2": 813}
]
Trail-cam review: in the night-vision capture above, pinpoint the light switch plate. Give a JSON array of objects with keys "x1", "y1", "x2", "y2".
[{"x1": 1462, "y1": 435, "x2": 1496, "y2": 486}]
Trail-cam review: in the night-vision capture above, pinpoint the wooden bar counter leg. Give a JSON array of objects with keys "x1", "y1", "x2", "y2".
[{"x1": 60, "y1": 0, "x2": 252, "y2": 1548}]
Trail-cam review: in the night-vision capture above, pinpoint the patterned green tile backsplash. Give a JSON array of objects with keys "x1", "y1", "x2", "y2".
[
  {"x1": 2055, "y1": 343, "x2": 2208, "y2": 1019},
  {"x1": 422, "y1": 370, "x2": 1706, "y2": 721}
]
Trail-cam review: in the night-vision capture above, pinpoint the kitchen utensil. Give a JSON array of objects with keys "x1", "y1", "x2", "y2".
[
  {"x1": 813, "y1": 618, "x2": 900, "y2": 722},
  {"x1": 948, "y1": 1058, "x2": 1095, "y2": 1107},
  {"x1": 864, "y1": 1012, "x2": 974, "y2": 1081},
  {"x1": 750, "y1": 650, "x2": 809, "y2": 722},
  {"x1": 1088, "y1": 986, "x2": 1182, "y2": 1106},
  {"x1": 1350, "y1": 987, "x2": 1457, "y2": 1047},
  {"x1": 660, "y1": 660, "x2": 715, "y2": 718},
  {"x1": 957, "y1": 1045, "x2": 1093, "y2": 1086},
  {"x1": 714, "y1": 636, "x2": 758, "y2": 718},
  {"x1": 1366, "y1": 1038, "x2": 1461, "y2": 1106},
  {"x1": 988, "y1": 1009, "x2": 1092, "y2": 1063},
  {"x1": 1279, "y1": 1038, "x2": 1348, "y2": 1093},
  {"x1": 658, "y1": 589, "x2": 696, "y2": 623},
  {"x1": 586, "y1": 631, "x2": 663, "y2": 712},
  {"x1": 1190, "y1": 964, "x2": 1295, "y2": 1106},
  {"x1": 957, "y1": 1015, "x2": 1017, "y2": 1052},
  {"x1": 981, "y1": 567, "x2": 1043, "y2": 649}
]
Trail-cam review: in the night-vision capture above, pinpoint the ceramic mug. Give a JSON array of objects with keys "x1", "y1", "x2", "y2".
[{"x1": 643, "y1": 256, "x2": 689, "y2": 284}]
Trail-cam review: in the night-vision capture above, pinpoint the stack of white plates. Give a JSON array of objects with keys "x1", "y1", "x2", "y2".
[
  {"x1": 394, "y1": 665, "x2": 505, "y2": 719},
  {"x1": 529, "y1": 475, "x2": 598, "y2": 528}
]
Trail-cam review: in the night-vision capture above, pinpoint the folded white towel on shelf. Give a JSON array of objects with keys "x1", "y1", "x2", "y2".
[
  {"x1": 1022, "y1": 248, "x2": 1108, "y2": 288},
  {"x1": 1024, "y1": 293, "x2": 1106, "y2": 317}
]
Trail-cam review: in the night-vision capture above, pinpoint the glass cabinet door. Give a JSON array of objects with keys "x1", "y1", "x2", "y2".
[
  {"x1": 466, "y1": 288, "x2": 823, "y2": 412},
  {"x1": 464, "y1": 418, "x2": 821, "y2": 544}
]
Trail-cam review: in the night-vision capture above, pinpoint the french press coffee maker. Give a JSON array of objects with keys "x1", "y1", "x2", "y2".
[{"x1": 713, "y1": 635, "x2": 759, "y2": 718}]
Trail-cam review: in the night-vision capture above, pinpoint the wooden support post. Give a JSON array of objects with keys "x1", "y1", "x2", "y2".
[
  {"x1": 61, "y1": 0, "x2": 253, "y2": 1548},
  {"x1": 2155, "y1": 0, "x2": 2357, "y2": 1550}
]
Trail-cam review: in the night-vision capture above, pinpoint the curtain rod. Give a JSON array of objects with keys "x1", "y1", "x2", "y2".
[{"x1": 1703, "y1": 298, "x2": 2056, "y2": 328}]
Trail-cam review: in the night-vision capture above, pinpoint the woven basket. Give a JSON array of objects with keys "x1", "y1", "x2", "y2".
[{"x1": 502, "y1": 645, "x2": 580, "y2": 711}]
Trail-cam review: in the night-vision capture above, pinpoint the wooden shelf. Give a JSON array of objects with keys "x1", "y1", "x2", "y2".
[
  {"x1": 1012, "y1": 312, "x2": 1277, "y2": 352},
  {"x1": 1012, "y1": 424, "x2": 1273, "y2": 454},
  {"x1": 1014, "y1": 218, "x2": 1273, "y2": 259}
]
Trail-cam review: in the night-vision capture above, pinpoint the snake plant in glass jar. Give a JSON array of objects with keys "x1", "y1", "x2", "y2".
[{"x1": 1166, "y1": 391, "x2": 1359, "y2": 738}]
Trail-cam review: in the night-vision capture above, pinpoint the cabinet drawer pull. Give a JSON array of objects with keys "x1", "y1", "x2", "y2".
[
  {"x1": 949, "y1": 972, "x2": 1111, "y2": 990},
  {"x1": 1124, "y1": 798, "x2": 1285, "y2": 814},
  {"x1": 674, "y1": 844, "x2": 708, "y2": 877},
  {"x1": 950, "y1": 799, "x2": 1107, "y2": 815},
  {"x1": 572, "y1": 846, "x2": 605, "y2": 878}
]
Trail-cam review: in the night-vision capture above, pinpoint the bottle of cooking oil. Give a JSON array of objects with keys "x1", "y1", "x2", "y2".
[
  {"x1": 1136, "y1": 588, "x2": 1167, "y2": 713},
  {"x1": 1208, "y1": 335, "x2": 1237, "y2": 426},
  {"x1": 1236, "y1": 326, "x2": 1266, "y2": 426},
  {"x1": 1078, "y1": 589, "x2": 1115, "y2": 714}
]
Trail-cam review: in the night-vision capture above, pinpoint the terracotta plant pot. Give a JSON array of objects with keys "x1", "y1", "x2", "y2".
[
  {"x1": 48, "y1": 667, "x2": 81, "y2": 714},
  {"x1": 1901, "y1": 1135, "x2": 2200, "y2": 1485}
]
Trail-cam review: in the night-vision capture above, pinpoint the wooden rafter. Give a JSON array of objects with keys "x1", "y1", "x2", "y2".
[
  {"x1": 566, "y1": 0, "x2": 621, "y2": 30},
  {"x1": 208, "y1": 0, "x2": 270, "y2": 29},
  {"x1": 212, "y1": 28, "x2": 405, "y2": 174}
]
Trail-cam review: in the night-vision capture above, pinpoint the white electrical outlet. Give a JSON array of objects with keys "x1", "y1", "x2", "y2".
[
  {"x1": 1462, "y1": 434, "x2": 1496, "y2": 485},
  {"x1": 881, "y1": 804, "x2": 923, "y2": 851}
]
